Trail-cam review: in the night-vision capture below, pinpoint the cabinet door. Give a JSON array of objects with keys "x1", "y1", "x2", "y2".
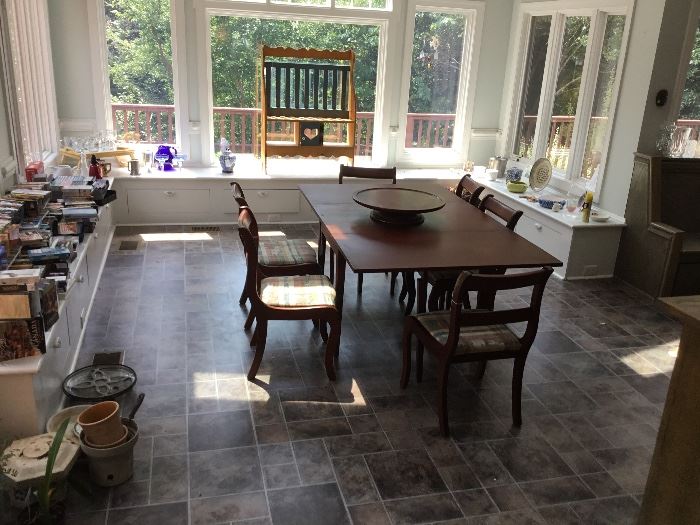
[
  {"x1": 35, "y1": 314, "x2": 71, "y2": 428},
  {"x1": 66, "y1": 259, "x2": 90, "y2": 355},
  {"x1": 127, "y1": 188, "x2": 211, "y2": 222}
]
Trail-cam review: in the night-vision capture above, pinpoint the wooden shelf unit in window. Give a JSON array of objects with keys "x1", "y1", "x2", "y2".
[{"x1": 260, "y1": 46, "x2": 357, "y2": 169}]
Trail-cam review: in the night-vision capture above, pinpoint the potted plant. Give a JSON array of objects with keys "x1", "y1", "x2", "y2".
[{"x1": 16, "y1": 419, "x2": 70, "y2": 525}]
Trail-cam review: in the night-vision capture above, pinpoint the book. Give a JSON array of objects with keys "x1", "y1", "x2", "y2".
[
  {"x1": 34, "y1": 279, "x2": 59, "y2": 329},
  {"x1": 0, "y1": 292, "x2": 32, "y2": 319},
  {"x1": 0, "y1": 268, "x2": 45, "y2": 290},
  {"x1": 27, "y1": 246, "x2": 71, "y2": 263},
  {"x1": 0, "y1": 317, "x2": 46, "y2": 362}
]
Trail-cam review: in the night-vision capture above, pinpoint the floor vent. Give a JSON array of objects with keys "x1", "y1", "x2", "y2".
[
  {"x1": 119, "y1": 240, "x2": 140, "y2": 251},
  {"x1": 92, "y1": 352, "x2": 123, "y2": 365},
  {"x1": 191, "y1": 226, "x2": 221, "y2": 232}
]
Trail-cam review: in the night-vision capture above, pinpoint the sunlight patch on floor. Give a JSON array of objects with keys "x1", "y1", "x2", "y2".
[{"x1": 140, "y1": 232, "x2": 213, "y2": 241}]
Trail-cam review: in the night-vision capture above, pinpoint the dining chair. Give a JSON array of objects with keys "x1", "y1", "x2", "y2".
[
  {"x1": 401, "y1": 267, "x2": 553, "y2": 436},
  {"x1": 232, "y1": 182, "x2": 321, "y2": 310},
  {"x1": 238, "y1": 206, "x2": 342, "y2": 381},
  {"x1": 326, "y1": 165, "x2": 399, "y2": 295},
  {"x1": 455, "y1": 173, "x2": 486, "y2": 206},
  {"x1": 418, "y1": 194, "x2": 523, "y2": 312}
]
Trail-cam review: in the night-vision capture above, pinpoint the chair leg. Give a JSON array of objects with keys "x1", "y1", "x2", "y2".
[
  {"x1": 244, "y1": 308, "x2": 255, "y2": 330},
  {"x1": 329, "y1": 249, "x2": 335, "y2": 281},
  {"x1": 399, "y1": 273, "x2": 409, "y2": 302},
  {"x1": 512, "y1": 357, "x2": 525, "y2": 427},
  {"x1": 320, "y1": 320, "x2": 329, "y2": 343},
  {"x1": 416, "y1": 341, "x2": 424, "y2": 383},
  {"x1": 324, "y1": 319, "x2": 341, "y2": 380},
  {"x1": 428, "y1": 285, "x2": 441, "y2": 311},
  {"x1": 417, "y1": 277, "x2": 427, "y2": 314},
  {"x1": 312, "y1": 319, "x2": 319, "y2": 328},
  {"x1": 438, "y1": 363, "x2": 450, "y2": 437},
  {"x1": 400, "y1": 325, "x2": 412, "y2": 389},
  {"x1": 476, "y1": 360, "x2": 487, "y2": 380},
  {"x1": 250, "y1": 321, "x2": 258, "y2": 346},
  {"x1": 357, "y1": 272, "x2": 363, "y2": 294},
  {"x1": 238, "y1": 287, "x2": 248, "y2": 306},
  {"x1": 390, "y1": 271, "x2": 398, "y2": 296},
  {"x1": 403, "y1": 272, "x2": 415, "y2": 316},
  {"x1": 247, "y1": 319, "x2": 268, "y2": 380}
]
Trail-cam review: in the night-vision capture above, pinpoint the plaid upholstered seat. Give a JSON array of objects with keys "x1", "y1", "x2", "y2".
[
  {"x1": 416, "y1": 311, "x2": 520, "y2": 355},
  {"x1": 260, "y1": 275, "x2": 336, "y2": 307},
  {"x1": 258, "y1": 239, "x2": 317, "y2": 266}
]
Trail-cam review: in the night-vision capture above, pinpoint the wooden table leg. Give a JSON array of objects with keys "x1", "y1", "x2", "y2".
[
  {"x1": 318, "y1": 229, "x2": 326, "y2": 274},
  {"x1": 334, "y1": 250, "x2": 347, "y2": 322}
]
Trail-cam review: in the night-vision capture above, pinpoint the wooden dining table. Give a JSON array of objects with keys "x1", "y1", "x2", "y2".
[{"x1": 299, "y1": 182, "x2": 563, "y2": 324}]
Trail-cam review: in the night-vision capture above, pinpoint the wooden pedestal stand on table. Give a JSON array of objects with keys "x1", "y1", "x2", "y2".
[
  {"x1": 639, "y1": 295, "x2": 700, "y2": 524},
  {"x1": 259, "y1": 46, "x2": 356, "y2": 171}
]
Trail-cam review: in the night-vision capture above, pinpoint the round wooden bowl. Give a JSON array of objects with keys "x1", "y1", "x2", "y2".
[{"x1": 353, "y1": 187, "x2": 446, "y2": 226}]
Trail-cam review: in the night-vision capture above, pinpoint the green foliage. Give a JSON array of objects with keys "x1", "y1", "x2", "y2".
[
  {"x1": 680, "y1": 23, "x2": 700, "y2": 120},
  {"x1": 36, "y1": 418, "x2": 70, "y2": 524},
  {"x1": 105, "y1": 0, "x2": 174, "y2": 104},
  {"x1": 407, "y1": 12, "x2": 465, "y2": 114},
  {"x1": 210, "y1": 17, "x2": 379, "y2": 112}
]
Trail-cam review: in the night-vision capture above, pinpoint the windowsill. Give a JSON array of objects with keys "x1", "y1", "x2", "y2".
[{"x1": 471, "y1": 173, "x2": 625, "y2": 229}]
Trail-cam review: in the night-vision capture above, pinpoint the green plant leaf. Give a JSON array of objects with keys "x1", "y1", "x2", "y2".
[{"x1": 38, "y1": 418, "x2": 70, "y2": 519}]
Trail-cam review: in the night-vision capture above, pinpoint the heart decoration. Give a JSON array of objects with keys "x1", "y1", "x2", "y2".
[{"x1": 303, "y1": 128, "x2": 319, "y2": 140}]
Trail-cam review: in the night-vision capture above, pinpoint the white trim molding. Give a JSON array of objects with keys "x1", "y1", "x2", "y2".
[
  {"x1": 59, "y1": 118, "x2": 98, "y2": 134},
  {"x1": 87, "y1": 0, "x2": 113, "y2": 132},
  {"x1": 4, "y1": 0, "x2": 59, "y2": 162}
]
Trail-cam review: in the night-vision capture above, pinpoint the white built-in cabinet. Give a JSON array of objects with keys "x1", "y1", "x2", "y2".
[{"x1": 0, "y1": 204, "x2": 114, "y2": 439}]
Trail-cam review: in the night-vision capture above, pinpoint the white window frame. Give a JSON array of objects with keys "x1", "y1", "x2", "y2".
[
  {"x1": 502, "y1": 0, "x2": 631, "y2": 197},
  {"x1": 197, "y1": 0, "x2": 392, "y2": 166},
  {"x1": 90, "y1": 0, "x2": 189, "y2": 159},
  {"x1": 394, "y1": 0, "x2": 483, "y2": 168},
  {"x1": 669, "y1": 2, "x2": 700, "y2": 121}
]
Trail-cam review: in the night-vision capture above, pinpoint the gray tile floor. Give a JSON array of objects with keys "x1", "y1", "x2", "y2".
[{"x1": 65, "y1": 224, "x2": 681, "y2": 525}]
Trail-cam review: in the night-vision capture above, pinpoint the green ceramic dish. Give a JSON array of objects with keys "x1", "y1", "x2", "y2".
[{"x1": 507, "y1": 181, "x2": 528, "y2": 193}]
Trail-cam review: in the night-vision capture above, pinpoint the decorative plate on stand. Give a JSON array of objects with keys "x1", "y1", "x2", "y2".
[
  {"x1": 353, "y1": 187, "x2": 446, "y2": 226},
  {"x1": 529, "y1": 158, "x2": 552, "y2": 192}
]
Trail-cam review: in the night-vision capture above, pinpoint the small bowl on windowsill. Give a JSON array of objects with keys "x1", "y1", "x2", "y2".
[{"x1": 506, "y1": 181, "x2": 528, "y2": 193}]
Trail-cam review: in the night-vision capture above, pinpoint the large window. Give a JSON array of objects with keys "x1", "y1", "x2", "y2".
[
  {"x1": 513, "y1": 16, "x2": 551, "y2": 158},
  {"x1": 676, "y1": 19, "x2": 700, "y2": 157},
  {"x1": 546, "y1": 16, "x2": 590, "y2": 171},
  {"x1": 404, "y1": 11, "x2": 467, "y2": 150},
  {"x1": 509, "y1": 9, "x2": 627, "y2": 189},
  {"x1": 105, "y1": 0, "x2": 176, "y2": 145},
  {"x1": 397, "y1": 4, "x2": 479, "y2": 164},
  {"x1": 210, "y1": 16, "x2": 379, "y2": 159}
]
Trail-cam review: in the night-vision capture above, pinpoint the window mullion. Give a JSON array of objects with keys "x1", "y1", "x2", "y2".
[
  {"x1": 566, "y1": 10, "x2": 605, "y2": 182},
  {"x1": 533, "y1": 12, "x2": 564, "y2": 160}
]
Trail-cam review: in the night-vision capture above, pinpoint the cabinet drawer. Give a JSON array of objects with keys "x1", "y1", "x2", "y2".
[
  {"x1": 213, "y1": 188, "x2": 300, "y2": 214},
  {"x1": 128, "y1": 189, "x2": 211, "y2": 219},
  {"x1": 516, "y1": 215, "x2": 569, "y2": 263},
  {"x1": 66, "y1": 259, "x2": 90, "y2": 350}
]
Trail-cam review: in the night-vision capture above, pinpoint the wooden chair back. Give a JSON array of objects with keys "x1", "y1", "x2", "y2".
[
  {"x1": 455, "y1": 174, "x2": 485, "y2": 206},
  {"x1": 231, "y1": 181, "x2": 248, "y2": 207},
  {"x1": 446, "y1": 267, "x2": 553, "y2": 356},
  {"x1": 339, "y1": 165, "x2": 397, "y2": 184},
  {"x1": 479, "y1": 194, "x2": 523, "y2": 230},
  {"x1": 238, "y1": 206, "x2": 262, "y2": 303}
]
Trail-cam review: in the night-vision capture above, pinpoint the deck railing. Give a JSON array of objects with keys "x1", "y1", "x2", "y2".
[
  {"x1": 112, "y1": 104, "x2": 700, "y2": 159},
  {"x1": 112, "y1": 104, "x2": 457, "y2": 155}
]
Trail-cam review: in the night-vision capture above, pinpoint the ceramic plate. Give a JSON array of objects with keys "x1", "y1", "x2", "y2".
[
  {"x1": 47, "y1": 404, "x2": 92, "y2": 442},
  {"x1": 529, "y1": 158, "x2": 552, "y2": 192}
]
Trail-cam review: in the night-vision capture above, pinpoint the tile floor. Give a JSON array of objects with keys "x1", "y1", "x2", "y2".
[{"x1": 64, "y1": 224, "x2": 681, "y2": 525}]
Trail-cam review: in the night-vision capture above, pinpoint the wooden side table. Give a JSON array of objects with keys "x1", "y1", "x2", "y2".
[{"x1": 639, "y1": 296, "x2": 700, "y2": 524}]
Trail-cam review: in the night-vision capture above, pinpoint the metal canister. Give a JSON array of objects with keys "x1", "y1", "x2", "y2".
[
  {"x1": 128, "y1": 159, "x2": 140, "y2": 176},
  {"x1": 488, "y1": 156, "x2": 508, "y2": 178}
]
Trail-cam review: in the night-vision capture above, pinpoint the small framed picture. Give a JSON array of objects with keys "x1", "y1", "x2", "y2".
[{"x1": 299, "y1": 122, "x2": 323, "y2": 146}]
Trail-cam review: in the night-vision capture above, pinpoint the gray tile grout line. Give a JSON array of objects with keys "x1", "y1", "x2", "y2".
[{"x1": 83, "y1": 230, "x2": 664, "y2": 523}]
